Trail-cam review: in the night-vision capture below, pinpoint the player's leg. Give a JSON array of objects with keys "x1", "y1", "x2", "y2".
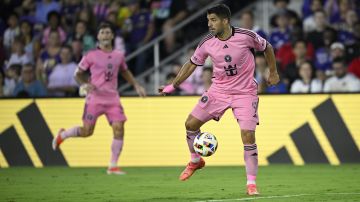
[
  {"x1": 107, "y1": 121, "x2": 126, "y2": 175},
  {"x1": 232, "y1": 95, "x2": 260, "y2": 195},
  {"x1": 241, "y1": 129, "x2": 259, "y2": 195},
  {"x1": 105, "y1": 103, "x2": 127, "y2": 175},
  {"x1": 52, "y1": 123, "x2": 96, "y2": 150},
  {"x1": 179, "y1": 114, "x2": 207, "y2": 181},
  {"x1": 52, "y1": 102, "x2": 99, "y2": 150},
  {"x1": 180, "y1": 92, "x2": 227, "y2": 181}
]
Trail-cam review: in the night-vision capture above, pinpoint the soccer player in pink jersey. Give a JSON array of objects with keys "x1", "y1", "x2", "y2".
[
  {"x1": 159, "y1": 4, "x2": 279, "y2": 195},
  {"x1": 52, "y1": 23, "x2": 146, "y2": 175}
]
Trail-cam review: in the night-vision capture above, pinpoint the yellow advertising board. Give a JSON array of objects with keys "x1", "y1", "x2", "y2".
[{"x1": 0, "y1": 94, "x2": 359, "y2": 167}]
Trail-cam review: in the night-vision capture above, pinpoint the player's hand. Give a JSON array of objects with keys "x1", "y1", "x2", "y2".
[
  {"x1": 267, "y1": 71, "x2": 280, "y2": 86},
  {"x1": 79, "y1": 83, "x2": 95, "y2": 96},
  {"x1": 158, "y1": 84, "x2": 176, "y2": 96},
  {"x1": 135, "y1": 84, "x2": 146, "y2": 97}
]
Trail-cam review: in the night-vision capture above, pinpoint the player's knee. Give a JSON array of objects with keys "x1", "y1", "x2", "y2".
[
  {"x1": 185, "y1": 120, "x2": 197, "y2": 131},
  {"x1": 112, "y1": 123, "x2": 124, "y2": 139},
  {"x1": 241, "y1": 129, "x2": 256, "y2": 144},
  {"x1": 82, "y1": 127, "x2": 94, "y2": 137}
]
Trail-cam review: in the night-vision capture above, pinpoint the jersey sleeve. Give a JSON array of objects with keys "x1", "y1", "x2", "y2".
[
  {"x1": 247, "y1": 31, "x2": 267, "y2": 52},
  {"x1": 190, "y1": 42, "x2": 209, "y2": 66},
  {"x1": 119, "y1": 52, "x2": 128, "y2": 71},
  {"x1": 78, "y1": 52, "x2": 92, "y2": 71}
]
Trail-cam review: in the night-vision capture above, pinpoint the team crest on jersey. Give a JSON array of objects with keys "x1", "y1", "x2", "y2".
[
  {"x1": 86, "y1": 114, "x2": 94, "y2": 121},
  {"x1": 201, "y1": 96, "x2": 208, "y2": 103},
  {"x1": 224, "y1": 55, "x2": 232, "y2": 63}
]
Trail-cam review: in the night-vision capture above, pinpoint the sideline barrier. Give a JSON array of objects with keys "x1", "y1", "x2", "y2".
[{"x1": 0, "y1": 94, "x2": 359, "y2": 167}]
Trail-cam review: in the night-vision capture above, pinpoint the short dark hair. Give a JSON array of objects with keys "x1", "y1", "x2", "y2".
[
  {"x1": 97, "y1": 22, "x2": 115, "y2": 34},
  {"x1": 207, "y1": 4, "x2": 231, "y2": 21}
]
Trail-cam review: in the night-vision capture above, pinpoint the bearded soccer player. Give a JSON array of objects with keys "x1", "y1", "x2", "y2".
[
  {"x1": 52, "y1": 23, "x2": 146, "y2": 175},
  {"x1": 159, "y1": 4, "x2": 279, "y2": 195}
]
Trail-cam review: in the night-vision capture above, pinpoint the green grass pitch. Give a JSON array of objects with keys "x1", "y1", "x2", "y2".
[{"x1": 1, "y1": 165, "x2": 359, "y2": 201}]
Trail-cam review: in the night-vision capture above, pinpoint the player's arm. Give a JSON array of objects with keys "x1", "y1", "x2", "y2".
[
  {"x1": 263, "y1": 43, "x2": 280, "y2": 86},
  {"x1": 74, "y1": 67, "x2": 95, "y2": 94},
  {"x1": 120, "y1": 69, "x2": 146, "y2": 97},
  {"x1": 158, "y1": 61, "x2": 197, "y2": 95}
]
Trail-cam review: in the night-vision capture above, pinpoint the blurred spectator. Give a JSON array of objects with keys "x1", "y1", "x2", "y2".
[
  {"x1": 323, "y1": 57, "x2": 360, "y2": 92},
  {"x1": 67, "y1": 20, "x2": 95, "y2": 53},
  {"x1": 36, "y1": 30, "x2": 61, "y2": 83},
  {"x1": 269, "y1": 10, "x2": 290, "y2": 49},
  {"x1": 0, "y1": 70, "x2": 4, "y2": 97},
  {"x1": 6, "y1": 37, "x2": 32, "y2": 68},
  {"x1": 306, "y1": 10, "x2": 329, "y2": 50},
  {"x1": 330, "y1": 42, "x2": 345, "y2": 60},
  {"x1": 13, "y1": 63, "x2": 47, "y2": 97},
  {"x1": 150, "y1": 0, "x2": 187, "y2": 54},
  {"x1": 19, "y1": 19, "x2": 40, "y2": 60},
  {"x1": 276, "y1": 27, "x2": 315, "y2": 70},
  {"x1": 239, "y1": 10, "x2": 267, "y2": 39},
  {"x1": 348, "y1": 55, "x2": 360, "y2": 79},
  {"x1": 123, "y1": 0, "x2": 154, "y2": 75},
  {"x1": 283, "y1": 40, "x2": 309, "y2": 86},
  {"x1": 70, "y1": 38, "x2": 83, "y2": 63},
  {"x1": 255, "y1": 53, "x2": 268, "y2": 93},
  {"x1": 201, "y1": 67, "x2": 212, "y2": 92},
  {"x1": 93, "y1": 0, "x2": 110, "y2": 23},
  {"x1": 325, "y1": 0, "x2": 355, "y2": 24},
  {"x1": 290, "y1": 61, "x2": 323, "y2": 93},
  {"x1": 303, "y1": 0, "x2": 324, "y2": 33},
  {"x1": 3, "y1": 64, "x2": 21, "y2": 97},
  {"x1": 15, "y1": 0, "x2": 36, "y2": 17},
  {"x1": 35, "y1": 0, "x2": 61, "y2": 24},
  {"x1": 61, "y1": 0, "x2": 83, "y2": 32},
  {"x1": 269, "y1": 0, "x2": 298, "y2": 28},
  {"x1": 3, "y1": 13, "x2": 20, "y2": 54},
  {"x1": 337, "y1": 10, "x2": 358, "y2": 45},
  {"x1": 76, "y1": 8, "x2": 97, "y2": 34},
  {"x1": 314, "y1": 27, "x2": 338, "y2": 72},
  {"x1": 47, "y1": 45, "x2": 78, "y2": 97},
  {"x1": 42, "y1": 11, "x2": 67, "y2": 45}
]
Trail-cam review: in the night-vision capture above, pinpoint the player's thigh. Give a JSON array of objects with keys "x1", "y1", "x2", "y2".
[
  {"x1": 190, "y1": 91, "x2": 229, "y2": 124},
  {"x1": 82, "y1": 101, "x2": 102, "y2": 126},
  {"x1": 104, "y1": 103, "x2": 127, "y2": 125},
  {"x1": 185, "y1": 114, "x2": 206, "y2": 131},
  {"x1": 111, "y1": 121, "x2": 125, "y2": 138},
  {"x1": 231, "y1": 95, "x2": 259, "y2": 131}
]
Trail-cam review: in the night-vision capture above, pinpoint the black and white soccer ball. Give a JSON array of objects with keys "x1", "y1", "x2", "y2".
[{"x1": 193, "y1": 132, "x2": 218, "y2": 157}]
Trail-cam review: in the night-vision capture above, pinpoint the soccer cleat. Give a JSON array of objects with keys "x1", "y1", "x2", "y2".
[
  {"x1": 247, "y1": 184, "x2": 260, "y2": 195},
  {"x1": 52, "y1": 128, "x2": 65, "y2": 151},
  {"x1": 179, "y1": 157, "x2": 205, "y2": 181},
  {"x1": 107, "y1": 167, "x2": 126, "y2": 175}
]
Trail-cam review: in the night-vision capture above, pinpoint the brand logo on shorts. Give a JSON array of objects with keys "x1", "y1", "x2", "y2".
[
  {"x1": 224, "y1": 55, "x2": 232, "y2": 63},
  {"x1": 201, "y1": 96, "x2": 208, "y2": 103}
]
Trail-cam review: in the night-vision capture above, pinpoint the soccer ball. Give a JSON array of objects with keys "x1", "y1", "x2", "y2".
[{"x1": 193, "y1": 132, "x2": 218, "y2": 157}]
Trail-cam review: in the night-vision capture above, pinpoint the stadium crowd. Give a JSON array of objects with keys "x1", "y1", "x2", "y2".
[{"x1": 0, "y1": 0, "x2": 360, "y2": 97}]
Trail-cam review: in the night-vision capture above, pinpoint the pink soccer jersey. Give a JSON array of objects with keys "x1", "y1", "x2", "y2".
[
  {"x1": 191, "y1": 27, "x2": 267, "y2": 95},
  {"x1": 78, "y1": 48, "x2": 128, "y2": 103}
]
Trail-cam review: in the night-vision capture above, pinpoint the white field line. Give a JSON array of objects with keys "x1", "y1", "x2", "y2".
[{"x1": 195, "y1": 192, "x2": 360, "y2": 202}]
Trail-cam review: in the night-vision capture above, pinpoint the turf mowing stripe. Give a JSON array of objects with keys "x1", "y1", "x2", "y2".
[{"x1": 195, "y1": 193, "x2": 360, "y2": 202}]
